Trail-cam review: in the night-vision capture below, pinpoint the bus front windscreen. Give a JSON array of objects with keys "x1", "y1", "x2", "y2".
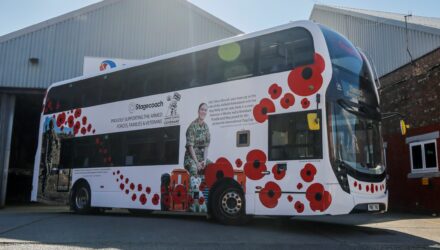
[{"x1": 321, "y1": 25, "x2": 385, "y2": 177}]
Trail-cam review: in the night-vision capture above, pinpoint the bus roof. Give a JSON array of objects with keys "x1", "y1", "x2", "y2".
[{"x1": 46, "y1": 20, "x2": 320, "y2": 90}]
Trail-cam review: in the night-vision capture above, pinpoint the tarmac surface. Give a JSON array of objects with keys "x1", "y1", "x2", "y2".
[{"x1": 0, "y1": 205, "x2": 439, "y2": 249}]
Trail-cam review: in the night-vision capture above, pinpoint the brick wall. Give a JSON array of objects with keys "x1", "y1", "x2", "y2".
[{"x1": 380, "y1": 47, "x2": 440, "y2": 213}]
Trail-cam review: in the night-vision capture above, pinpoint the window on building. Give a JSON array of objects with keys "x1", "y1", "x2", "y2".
[
  {"x1": 268, "y1": 111, "x2": 322, "y2": 160},
  {"x1": 409, "y1": 139, "x2": 438, "y2": 173}
]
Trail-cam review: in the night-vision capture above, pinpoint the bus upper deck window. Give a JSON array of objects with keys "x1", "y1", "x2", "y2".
[{"x1": 258, "y1": 27, "x2": 314, "y2": 75}]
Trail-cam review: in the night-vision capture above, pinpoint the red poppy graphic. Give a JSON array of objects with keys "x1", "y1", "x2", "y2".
[
  {"x1": 80, "y1": 127, "x2": 86, "y2": 135},
  {"x1": 297, "y1": 183, "x2": 303, "y2": 190},
  {"x1": 73, "y1": 121, "x2": 81, "y2": 135},
  {"x1": 163, "y1": 194, "x2": 171, "y2": 207},
  {"x1": 244, "y1": 149, "x2": 267, "y2": 180},
  {"x1": 152, "y1": 194, "x2": 160, "y2": 205},
  {"x1": 93, "y1": 129, "x2": 96, "y2": 134},
  {"x1": 280, "y1": 93, "x2": 295, "y2": 109},
  {"x1": 259, "y1": 181, "x2": 281, "y2": 208},
  {"x1": 198, "y1": 196, "x2": 205, "y2": 205},
  {"x1": 204, "y1": 157, "x2": 234, "y2": 188},
  {"x1": 272, "y1": 164, "x2": 286, "y2": 180},
  {"x1": 253, "y1": 98, "x2": 275, "y2": 123},
  {"x1": 56, "y1": 112, "x2": 66, "y2": 128},
  {"x1": 288, "y1": 53, "x2": 325, "y2": 96},
  {"x1": 130, "y1": 183, "x2": 135, "y2": 190},
  {"x1": 139, "y1": 194, "x2": 147, "y2": 205},
  {"x1": 199, "y1": 182, "x2": 207, "y2": 191},
  {"x1": 67, "y1": 115, "x2": 74, "y2": 128},
  {"x1": 295, "y1": 201, "x2": 305, "y2": 213},
  {"x1": 268, "y1": 83, "x2": 282, "y2": 99},
  {"x1": 235, "y1": 159, "x2": 243, "y2": 168},
  {"x1": 87, "y1": 124, "x2": 92, "y2": 132},
  {"x1": 125, "y1": 189, "x2": 129, "y2": 194},
  {"x1": 146, "y1": 186, "x2": 151, "y2": 194},
  {"x1": 117, "y1": 170, "x2": 120, "y2": 174},
  {"x1": 359, "y1": 184, "x2": 362, "y2": 191},
  {"x1": 119, "y1": 183, "x2": 125, "y2": 190},
  {"x1": 172, "y1": 185, "x2": 186, "y2": 204},
  {"x1": 188, "y1": 195, "x2": 194, "y2": 205},
  {"x1": 370, "y1": 183, "x2": 375, "y2": 193},
  {"x1": 74, "y1": 108, "x2": 82, "y2": 118},
  {"x1": 120, "y1": 175, "x2": 124, "y2": 180},
  {"x1": 300, "y1": 163, "x2": 317, "y2": 183},
  {"x1": 137, "y1": 184, "x2": 143, "y2": 192},
  {"x1": 82, "y1": 116, "x2": 87, "y2": 125},
  {"x1": 366, "y1": 185, "x2": 370, "y2": 192},
  {"x1": 287, "y1": 195, "x2": 293, "y2": 202},
  {"x1": 305, "y1": 183, "x2": 332, "y2": 212},
  {"x1": 354, "y1": 181, "x2": 358, "y2": 188},
  {"x1": 301, "y1": 98, "x2": 310, "y2": 109},
  {"x1": 131, "y1": 194, "x2": 137, "y2": 201}
]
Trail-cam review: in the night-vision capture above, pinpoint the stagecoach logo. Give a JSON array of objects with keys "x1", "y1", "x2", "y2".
[
  {"x1": 164, "y1": 92, "x2": 181, "y2": 125},
  {"x1": 128, "y1": 101, "x2": 164, "y2": 113}
]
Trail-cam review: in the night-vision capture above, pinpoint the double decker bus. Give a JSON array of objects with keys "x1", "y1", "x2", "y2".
[{"x1": 32, "y1": 21, "x2": 387, "y2": 225}]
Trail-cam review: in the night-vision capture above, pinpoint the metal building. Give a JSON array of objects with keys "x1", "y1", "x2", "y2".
[
  {"x1": 0, "y1": 0, "x2": 241, "y2": 207},
  {"x1": 310, "y1": 4, "x2": 440, "y2": 77}
]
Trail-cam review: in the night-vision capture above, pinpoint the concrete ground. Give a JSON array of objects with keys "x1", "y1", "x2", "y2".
[{"x1": 0, "y1": 205, "x2": 439, "y2": 249}]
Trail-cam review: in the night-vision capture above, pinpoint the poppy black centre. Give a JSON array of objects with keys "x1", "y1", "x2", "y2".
[
  {"x1": 253, "y1": 160, "x2": 260, "y2": 168},
  {"x1": 273, "y1": 89, "x2": 277, "y2": 94},
  {"x1": 177, "y1": 192, "x2": 181, "y2": 197},
  {"x1": 306, "y1": 170, "x2": 311, "y2": 176},
  {"x1": 262, "y1": 107, "x2": 268, "y2": 115},
  {"x1": 285, "y1": 98, "x2": 290, "y2": 104},
  {"x1": 268, "y1": 190, "x2": 275, "y2": 198},
  {"x1": 302, "y1": 67, "x2": 313, "y2": 80},
  {"x1": 315, "y1": 192, "x2": 322, "y2": 201},
  {"x1": 216, "y1": 170, "x2": 224, "y2": 179}
]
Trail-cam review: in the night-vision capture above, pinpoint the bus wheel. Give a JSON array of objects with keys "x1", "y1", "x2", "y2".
[
  {"x1": 71, "y1": 182, "x2": 93, "y2": 214},
  {"x1": 211, "y1": 183, "x2": 248, "y2": 225}
]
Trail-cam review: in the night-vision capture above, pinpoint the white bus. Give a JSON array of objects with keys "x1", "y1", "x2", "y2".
[{"x1": 32, "y1": 21, "x2": 387, "y2": 225}]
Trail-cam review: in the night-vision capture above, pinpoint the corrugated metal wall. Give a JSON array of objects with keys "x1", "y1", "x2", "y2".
[
  {"x1": 0, "y1": 0, "x2": 241, "y2": 89},
  {"x1": 310, "y1": 7, "x2": 440, "y2": 77}
]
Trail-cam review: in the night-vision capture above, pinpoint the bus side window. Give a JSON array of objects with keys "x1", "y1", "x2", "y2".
[
  {"x1": 258, "y1": 27, "x2": 314, "y2": 75},
  {"x1": 207, "y1": 38, "x2": 256, "y2": 84},
  {"x1": 76, "y1": 78, "x2": 101, "y2": 108},
  {"x1": 101, "y1": 73, "x2": 123, "y2": 104},
  {"x1": 122, "y1": 68, "x2": 147, "y2": 100},
  {"x1": 268, "y1": 111, "x2": 322, "y2": 161}
]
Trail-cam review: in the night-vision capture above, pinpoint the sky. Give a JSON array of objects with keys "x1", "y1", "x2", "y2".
[{"x1": 1, "y1": 0, "x2": 440, "y2": 36}]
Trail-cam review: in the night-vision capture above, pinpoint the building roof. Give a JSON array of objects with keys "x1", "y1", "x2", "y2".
[
  {"x1": 310, "y1": 4, "x2": 440, "y2": 77},
  {"x1": 0, "y1": 0, "x2": 242, "y2": 89},
  {"x1": 0, "y1": 0, "x2": 242, "y2": 43}
]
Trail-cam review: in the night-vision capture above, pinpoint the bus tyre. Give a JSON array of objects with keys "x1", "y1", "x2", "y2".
[
  {"x1": 71, "y1": 182, "x2": 93, "y2": 214},
  {"x1": 211, "y1": 183, "x2": 248, "y2": 225}
]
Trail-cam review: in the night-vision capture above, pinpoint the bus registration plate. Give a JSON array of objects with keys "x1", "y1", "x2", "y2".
[{"x1": 368, "y1": 204, "x2": 380, "y2": 211}]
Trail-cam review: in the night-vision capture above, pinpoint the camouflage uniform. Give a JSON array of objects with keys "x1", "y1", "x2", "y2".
[
  {"x1": 41, "y1": 128, "x2": 59, "y2": 193},
  {"x1": 184, "y1": 119, "x2": 210, "y2": 176}
]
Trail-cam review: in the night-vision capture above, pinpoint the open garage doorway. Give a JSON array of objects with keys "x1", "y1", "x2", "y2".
[{"x1": 6, "y1": 93, "x2": 44, "y2": 204}]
